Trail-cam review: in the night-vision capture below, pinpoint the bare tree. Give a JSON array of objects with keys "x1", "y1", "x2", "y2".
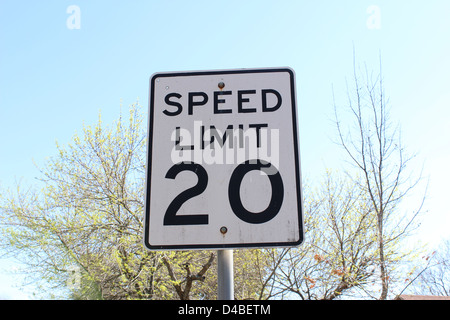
[
  {"x1": 409, "y1": 239, "x2": 450, "y2": 296},
  {"x1": 266, "y1": 172, "x2": 380, "y2": 300},
  {"x1": 333, "y1": 53, "x2": 425, "y2": 299}
]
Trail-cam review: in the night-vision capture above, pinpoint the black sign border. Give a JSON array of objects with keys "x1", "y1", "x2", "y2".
[{"x1": 144, "y1": 68, "x2": 304, "y2": 250}]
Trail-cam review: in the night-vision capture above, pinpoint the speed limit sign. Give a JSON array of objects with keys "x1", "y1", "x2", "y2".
[{"x1": 144, "y1": 68, "x2": 304, "y2": 250}]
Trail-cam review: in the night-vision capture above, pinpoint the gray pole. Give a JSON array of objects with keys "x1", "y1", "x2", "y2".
[{"x1": 217, "y1": 249, "x2": 234, "y2": 300}]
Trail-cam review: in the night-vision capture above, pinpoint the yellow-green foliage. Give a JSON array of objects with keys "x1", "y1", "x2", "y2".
[{"x1": 0, "y1": 102, "x2": 271, "y2": 300}]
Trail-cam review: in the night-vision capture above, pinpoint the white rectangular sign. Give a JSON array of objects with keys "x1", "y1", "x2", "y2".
[{"x1": 144, "y1": 68, "x2": 303, "y2": 250}]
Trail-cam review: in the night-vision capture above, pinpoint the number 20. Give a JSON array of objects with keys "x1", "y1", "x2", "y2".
[{"x1": 163, "y1": 160, "x2": 284, "y2": 226}]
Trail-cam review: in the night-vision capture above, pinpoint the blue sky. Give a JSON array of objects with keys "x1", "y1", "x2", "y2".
[{"x1": 1, "y1": 1, "x2": 449, "y2": 299}]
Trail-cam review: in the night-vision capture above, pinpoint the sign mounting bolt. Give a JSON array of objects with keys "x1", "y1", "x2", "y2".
[{"x1": 220, "y1": 226, "x2": 228, "y2": 234}]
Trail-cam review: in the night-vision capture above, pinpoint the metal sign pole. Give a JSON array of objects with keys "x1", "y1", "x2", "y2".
[{"x1": 217, "y1": 249, "x2": 234, "y2": 300}]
